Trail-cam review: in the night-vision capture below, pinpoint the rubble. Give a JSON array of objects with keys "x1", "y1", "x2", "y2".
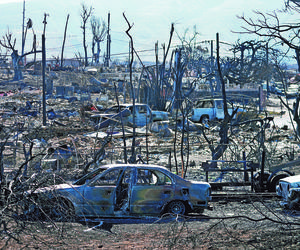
[
  {"x1": 0, "y1": 70, "x2": 299, "y2": 191},
  {"x1": 1, "y1": 66, "x2": 300, "y2": 250}
]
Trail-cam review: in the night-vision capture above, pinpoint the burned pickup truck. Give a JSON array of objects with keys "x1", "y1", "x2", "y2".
[
  {"x1": 25, "y1": 164, "x2": 212, "y2": 220},
  {"x1": 93, "y1": 103, "x2": 168, "y2": 129},
  {"x1": 276, "y1": 175, "x2": 300, "y2": 209},
  {"x1": 189, "y1": 98, "x2": 244, "y2": 124}
]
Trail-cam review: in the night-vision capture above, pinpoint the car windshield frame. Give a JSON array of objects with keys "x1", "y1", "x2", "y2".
[
  {"x1": 88, "y1": 167, "x2": 125, "y2": 186},
  {"x1": 72, "y1": 166, "x2": 110, "y2": 185}
]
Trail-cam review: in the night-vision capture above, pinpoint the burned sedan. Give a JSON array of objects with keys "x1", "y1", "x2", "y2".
[
  {"x1": 27, "y1": 164, "x2": 211, "y2": 220},
  {"x1": 94, "y1": 103, "x2": 152, "y2": 129},
  {"x1": 276, "y1": 174, "x2": 300, "y2": 209}
]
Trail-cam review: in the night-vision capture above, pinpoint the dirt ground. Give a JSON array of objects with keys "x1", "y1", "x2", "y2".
[{"x1": 1, "y1": 197, "x2": 300, "y2": 249}]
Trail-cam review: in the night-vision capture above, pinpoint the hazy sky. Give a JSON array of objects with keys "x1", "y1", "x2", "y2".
[{"x1": 0, "y1": 0, "x2": 292, "y2": 62}]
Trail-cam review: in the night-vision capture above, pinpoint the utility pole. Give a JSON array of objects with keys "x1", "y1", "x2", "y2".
[
  {"x1": 210, "y1": 40, "x2": 214, "y2": 95},
  {"x1": 21, "y1": 0, "x2": 33, "y2": 65},
  {"x1": 42, "y1": 13, "x2": 49, "y2": 126},
  {"x1": 216, "y1": 33, "x2": 228, "y2": 115},
  {"x1": 104, "y1": 12, "x2": 111, "y2": 67},
  {"x1": 61, "y1": 14, "x2": 70, "y2": 68},
  {"x1": 21, "y1": 0, "x2": 25, "y2": 60},
  {"x1": 42, "y1": 34, "x2": 46, "y2": 126}
]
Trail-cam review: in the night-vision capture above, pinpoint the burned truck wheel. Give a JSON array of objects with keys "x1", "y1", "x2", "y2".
[
  {"x1": 166, "y1": 200, "x2": 186, "y2": 215},
  {"x1": 253, "y1": 172, "x2": 270, "y2": 192},
  {"x1": 200, "y1": 115, "x2": 209, "y2": 124}
]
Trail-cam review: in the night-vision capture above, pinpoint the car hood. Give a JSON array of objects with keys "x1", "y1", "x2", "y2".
[
  {"x1": 280, "y1": 175, "x2": 300, "y2": 184},
  {"x1": 30, "y1": 183, "x2": 80, "y2": 194}
]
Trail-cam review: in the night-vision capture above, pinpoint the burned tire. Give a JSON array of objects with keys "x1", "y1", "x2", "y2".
[
  {"x1": 166, "y1": 200, "x2": 186, "y2": 215},
  {"x1": 253, "y1": 173, "x2": 270, "y2": 192},
  {"x1": 200, "y1": 115, "x2": 209, "y2": 124},
  {"x1": 267, "y1": 174, "x2": 289, "y2": 193}
]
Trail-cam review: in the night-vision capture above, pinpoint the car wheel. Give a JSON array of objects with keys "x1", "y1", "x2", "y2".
[
  {"x1": 253, "y1": 172, "x2": 270, "y2": 192},
  {"x1": 49, "y1": 198, "x2": 75, "y2": 222},
  {"x1": 166, "y1": 200, "x2": 186, "y2": 215},
  {"x1": 268, "y1": 174, "x2": 289, "y2": 193},
  {"x1": 200, "y1": 115, "x2": 209, "y2": 124}
]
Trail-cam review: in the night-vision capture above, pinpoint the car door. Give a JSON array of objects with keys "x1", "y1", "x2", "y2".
[
  {"x1": 114, "y1": 167, "x2": 134, "y2": 211},
  {"x1": 128, "y1": 105, "x2": 151, "y2": 127},
  {"x1": 81, "y1": 168, "x2": 123, "y2": 216},
  {"x1": 130, "y1": 168, "x2": 174, "y2": 215},
  {"x1": 136, "y1": 105, "x2": 151, "y2": 126},
  {"x1": 215, "y1": 100, "x2": 225, "y2": 119}
]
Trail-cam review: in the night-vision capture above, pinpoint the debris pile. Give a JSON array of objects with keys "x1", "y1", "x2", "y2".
[{"x1": 0, "y1": 70, "x2": 299, "y2": 186}]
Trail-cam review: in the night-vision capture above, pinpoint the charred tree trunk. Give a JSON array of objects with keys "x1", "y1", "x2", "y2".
[
  {"x1": 96, "y1": 40, "x2": 101, "y2": 64},
  {"x1": 158, "y1": 24, "x2": 174, "y2": 110},
  {"x1": 278, "y1": 87, "x2": 300, "y2": 139},
  {"x1": 123, "y1": 13, "x2": 136, "y2": 163},
  {"x1": 295, "y1": 48, "x2": 300, "y2": 73},
  {"x1": 91, "y1": 39, "x2": 96, "y2": 65},
  {"x1": 293, "y1": 97, "x2": 300, "y2": 137},
  {"x1": 83, "y1": 27, "x2": 88, "y2": 67},
  {"x1": 140, "y1": 24, "x2": 174, "y2": 110},
  {"x1": 114, "y1": 83, "x2": 128, "y2": 164},
  {"x1": 80, "y1": 4, "x2": 93, "y2": 67},
  {"x1": 0, "y1": 141, "x2": 5, "y2": 198},
  {"x1": 22, "y1": 141, "x2": 34, "y2": 177},
  {"x1": 11, "y1": 50, "x2": 23, "y2": 81},
  {"x1": 170, "y1": 48, "x2": 184, "y2": 111},
  {"x1": 212, "y1": 33, "x2": 230, "y2": 160}
]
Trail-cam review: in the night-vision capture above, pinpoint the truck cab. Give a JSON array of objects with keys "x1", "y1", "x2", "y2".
[{"x1": 189, "y1": 98, "x2": 240, "y2": 123}]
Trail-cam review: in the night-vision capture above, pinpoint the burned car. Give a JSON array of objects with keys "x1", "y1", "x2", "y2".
[
  {"x1": 276, "y1": 175, "x2": 300, "y2": 209},
  {"x1": 93, "y1": 103, "x2": 169, "y2": 130},
  {"x1": 94, "y1": 103, "x2": 152, "y2": 129},
  {"x1": 26, "y1": 164, "x2": 211, "y2": 220}
]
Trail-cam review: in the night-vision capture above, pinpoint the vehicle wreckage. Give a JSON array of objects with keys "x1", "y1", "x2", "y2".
[
  {"x1": 276, "y1": 174, "x2": 300, "y2": 209},
  {"x1": 92, "y1": 103, "x2": 168, "y2": 129},
  {"x1": 24, "y1": 164, "x2": 212, "y2": 220}
]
